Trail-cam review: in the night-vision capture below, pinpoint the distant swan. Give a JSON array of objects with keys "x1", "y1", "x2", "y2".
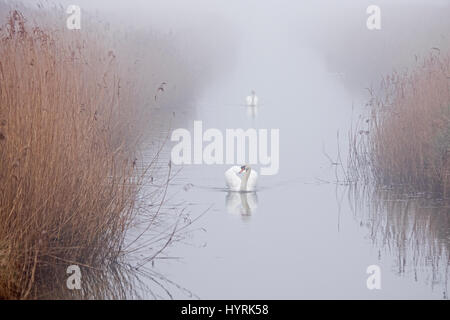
[
  {"x1": 225, "y1": 165, "x2": 258, "y2": 192},
  {"x1": 246, "y1": 90, "x2": 258, "y2": 106}
]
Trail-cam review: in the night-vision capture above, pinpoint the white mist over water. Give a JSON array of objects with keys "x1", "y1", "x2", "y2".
[{"x1": 47, "y1": 0, "x2": 450, "y2": 299}]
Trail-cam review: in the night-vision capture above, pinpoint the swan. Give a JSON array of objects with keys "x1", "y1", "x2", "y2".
[
  {"x1": 225, "y1": 165, "x2": 258, "y2": 192},
  {"x1": 246, "y1": 90, "x2": 258, "y2": 106}
]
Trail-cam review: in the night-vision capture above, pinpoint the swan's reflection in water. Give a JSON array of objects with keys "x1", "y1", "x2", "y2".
[
  {"x1": 246, "y1": 106, "x2": 258, "y2": 119},
  {"x1": 226, "y1": 191, "x2": 258, "y2": 218}
]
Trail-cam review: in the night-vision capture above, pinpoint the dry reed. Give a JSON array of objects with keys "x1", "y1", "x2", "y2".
[
  {"x1": 349, "y1": 53, "x2": 450, "y2": 198},
  {"x1": 0, "y1": 9, "x2": 156, "y2": 299}
]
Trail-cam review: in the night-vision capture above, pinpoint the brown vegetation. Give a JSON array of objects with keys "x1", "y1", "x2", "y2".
[
  {"x1": 349, "y1": 53, "x2": 450, "y2": 198},
  {"x1": 0, "y1": 9, "x2": 156, "y2": 299}
]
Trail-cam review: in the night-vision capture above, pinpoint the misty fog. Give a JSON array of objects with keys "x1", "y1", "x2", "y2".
[{"x1": 1, "y1": 0, "x2": 449, "y2": 299}]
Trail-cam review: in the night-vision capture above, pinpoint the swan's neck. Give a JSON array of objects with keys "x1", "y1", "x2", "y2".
[{"x1": 240, "y1": 169, "x2": 251, "y2": 191}]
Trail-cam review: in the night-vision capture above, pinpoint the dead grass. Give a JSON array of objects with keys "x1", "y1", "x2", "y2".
[
  {"x1": 349, "y1": 53, "x2": 450, "y2": 198},
  {"x1": 0, "y1": 9, "x2": 155, "y2": 299}
]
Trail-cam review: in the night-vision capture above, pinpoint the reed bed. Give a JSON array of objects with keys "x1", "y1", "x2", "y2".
[
  {"x1": 0, "y1": 8, "x2": 168, "y2": 299},
  {"x1": 349, "y1": 53, "x2": 450, "y2": 198}
]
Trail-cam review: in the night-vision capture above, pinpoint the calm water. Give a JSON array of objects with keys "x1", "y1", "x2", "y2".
[
  {"x1": 138, "y1": 25, "x2": 449, "y2": 299},
  {"x1": 3, "y1": 0, "x2": 448, "y2": 300},
  {"x1": 82, "y1": 0, "x2": 450, "y2": 299}
]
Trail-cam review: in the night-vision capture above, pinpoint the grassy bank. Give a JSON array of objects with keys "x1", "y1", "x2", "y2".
[
  {"x1": 349, "y1": 53, "x2": 450, "y2": 198},
  {"x1": 0, "y1": 8, "x2": 158, "y2": 298}
]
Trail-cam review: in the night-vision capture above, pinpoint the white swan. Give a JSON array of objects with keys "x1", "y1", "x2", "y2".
[
  {"x1": 246, "y1": 90, "x2": 258, "y2": 106},
  {"x1": 225, "y1": 165, "x2": 258, "y2": 192}
]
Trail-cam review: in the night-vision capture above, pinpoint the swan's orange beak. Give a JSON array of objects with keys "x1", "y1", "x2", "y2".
[{"x1": 239, "y1": 166, "x2": 246, "y2": 174}]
